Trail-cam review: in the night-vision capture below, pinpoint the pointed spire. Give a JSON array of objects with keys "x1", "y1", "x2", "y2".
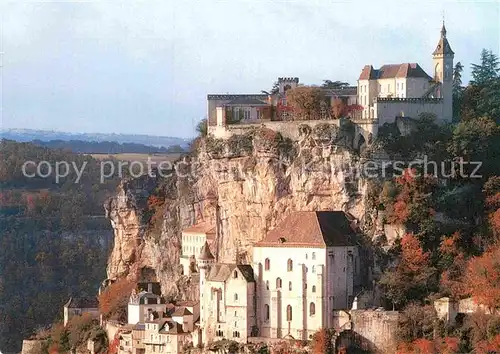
[
  {"x1": 433, "y1": 20, "x2": 454, "y2": 56},
  {"x1": 441, "y1": 20, "x2": 447, "y2": 38},
  {"x1": 199, "y1": 240, "x2": 215, "y2": 261}
]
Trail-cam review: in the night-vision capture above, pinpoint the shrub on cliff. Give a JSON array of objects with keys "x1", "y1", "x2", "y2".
[{"x1": 98, "y1": 278, "x2": 135, "y2": 322}]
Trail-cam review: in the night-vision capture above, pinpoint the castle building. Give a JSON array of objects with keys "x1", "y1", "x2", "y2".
[
  {"x1": 252, "y1": 211, "x2": 360, "y2": 341},
  {"x1": 205, "y1": 22, "x2": 454, "y2": 147},
  {"x1": 358, "y1": 22, "x2": 454, "y2": 125}
]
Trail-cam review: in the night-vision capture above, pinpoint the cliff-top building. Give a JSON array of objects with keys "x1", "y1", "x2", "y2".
[{"x1": 206, "y1": 22, "x2": 454, "y2": 148}]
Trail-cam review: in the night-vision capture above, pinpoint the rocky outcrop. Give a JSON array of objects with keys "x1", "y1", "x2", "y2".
[{"x1": 105, "y1": 125, "x2": 382, "y2": 298}]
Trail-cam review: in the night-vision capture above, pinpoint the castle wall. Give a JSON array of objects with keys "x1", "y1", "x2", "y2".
[
  {"x1": 375, "y1": 98, "x2": 444, "y2": 125},
  {"x1": 336, "y1": 310, "x2": 400, "y2": 354},
  {"x1": 208, "y1": 119, "x2": 341, "y2": 140},
  {"x1": 21, "y1": 340, "x2": 45, "y2": 354}
]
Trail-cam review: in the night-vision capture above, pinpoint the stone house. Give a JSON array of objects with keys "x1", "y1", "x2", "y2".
[
  {"x1": 143, "y1": 315, "x2": 190, "y2": 354},
  {"x1": 127, "y1": 286, "x2": 166, "y2": 325},
  {"x1": 63, "y1": 296, "x2": 100, "y2": 326},
  {"x1": 198, "y1": 256, "x2": 257, "y2": 345}
]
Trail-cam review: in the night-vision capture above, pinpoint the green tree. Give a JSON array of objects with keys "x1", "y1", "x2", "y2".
[
  {"x1": 471, "y1": 49, "x2": 500, "y2": 86},
  {"x1": 467, "y1": 49, "x2": 500, "y2": 122},
  {"x1": 196, "y1": 118, "x2": 208, "y2": 137},
  {"x1": 452, "y1": 62, "x2": 464, "y2": 121},
  {"x1": 321, "y1": 80, "x2": 350, "y2": 89},
  {"x1": 448, "y1": 116, "x2": 500, "y2": 178}
]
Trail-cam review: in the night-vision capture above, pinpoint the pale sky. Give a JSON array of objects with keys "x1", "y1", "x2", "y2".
[{"x1": 1, "y1": 0, "x2": 499, "y2": 138}]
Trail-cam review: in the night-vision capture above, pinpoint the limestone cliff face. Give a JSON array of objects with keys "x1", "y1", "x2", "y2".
[{"x1": 105, "y1": 125, "x2": 380, "y2": 298}]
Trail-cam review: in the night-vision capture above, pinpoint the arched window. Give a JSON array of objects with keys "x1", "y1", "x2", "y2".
[
  {"x1": 312, "y1": 265, "x2": 316, "y2": 273},
  {"x1": 288, "y1": 281, "x2": 292, "y2": 291},
  {"x1": 233, "y1": 270, "x2": 238, "y2": 278},
  {"x1": 312, "y1": 252, "x2": 316, "y2": 260},
  {"x1": 312, "y1": 285, "x2": 316, "y2": 293},
  {"x1": 310, "y1": 302, "x2": 316, "y2": 316},
  {"x1": 266, "y1": 280, "x2": 269, "y2": 290},
  {"x1": 305, "y1": 253, "x2": 308, "y2": 260},
  {"x1": 287, "y1": 259, "x2": 293, "y2": 272},
  {"x1": 234, "y1": 293, "x2": 238, "y2": 301},
  {"x1": 264, "y1": 304, "x2": 270, "y2": 321},
  {"x1": 286, "y1": 305, "x2": 292, "y2": 321},
  {"x1": 265, "y1": 258, "x2": 270, "y2": 271},
  {"x1": 276, "y1": 278, "x2": 282, "y2": 289}
]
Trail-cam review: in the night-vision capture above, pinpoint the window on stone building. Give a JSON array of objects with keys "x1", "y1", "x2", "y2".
[
  {"x1": 312, "y1": 265, "x2": 316, "y2": 273},
  {"x1": 312, "y1": 252, "x2": 316, "y2": 260},
  {"x1": 310, "y1": 302, "x2": 316, "y2": 316},
  {"x1": 266, "y1": 280, "x2": 269, "y2": 290},
  {"x1": 234, "y1": 311, "x2": 237, "y2": 317},
  {"x1": 289, "y1": 281, "x2": 292, "y2": 291},
  {"x1": 286, "y1": 305, "x2": 292, "y2": 321},
  {"x1": 305, "y1": 253, "x2": 308, "y2": 260},
  {"x1": 264, "y1": 304, "x2": 270, "y2": 321},
  {"x1": 312, "y1": 285, "x2": 316, "y2": 293},
  {"x1": 234, "y1": 293, "x2": 238, "y2": 301},
  {"x1": 276, "y1": 278, "x2": 282, "y2": 289},
  {"x1": 287, "y1": 259, "x2": 293, "y2": 272},
  {"x1": 265, "y1": 258, "x2": 270, "y2": 271},
  {"x1": 233, "y1": 270, "x2": 238, "y2": 278}
]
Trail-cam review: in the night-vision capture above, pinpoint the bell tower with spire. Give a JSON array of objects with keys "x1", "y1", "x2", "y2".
[{"x1": 432, "y1": 20, "x2": 454, "y2": 122}]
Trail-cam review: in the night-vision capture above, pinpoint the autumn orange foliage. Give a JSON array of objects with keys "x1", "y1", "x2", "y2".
[
  {"x1": 386, "y1": 168, "x2": 437, "y2": 225},
  {"x1": 465, "y1": 244, "x2": 500, "y2": 312},
  {"x1": 396, "y1": 337, "x2": 460, "y2": 354},
  {"x1": 401, "y1": 234, "x2": 431, "y2": 273},
  {"x1": 98, "y1": 278, "x2": 135, "y2": 321}
]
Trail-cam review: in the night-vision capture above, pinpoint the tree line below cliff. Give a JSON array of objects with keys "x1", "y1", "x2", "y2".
[{"x1": 0, "y1": 140, "x2": 122, "y2": 352}]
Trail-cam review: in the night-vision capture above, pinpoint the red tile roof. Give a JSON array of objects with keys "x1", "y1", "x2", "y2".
[
  {"x1": 182, "y1": 221, "x2": 216, "y2": 235},
  {"x1": 359, "y1": 63, "x2": 432, "y2": 80},
  {"x1": 255, "y1": 211, "x2": 357, "y2": 248}
]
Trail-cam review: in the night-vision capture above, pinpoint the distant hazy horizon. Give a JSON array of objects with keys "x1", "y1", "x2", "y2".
[{"x1": 2, "y1": 0, "x2": 499, "y2": 137}]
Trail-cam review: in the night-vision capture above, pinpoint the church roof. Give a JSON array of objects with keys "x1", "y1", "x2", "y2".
[
  {"x1": 207, "y1": 264, "x2": 255, "y2": 283},
  {"x1": 359, "y1": 63, "x2": 432, "y2": 81},
  {"x1": 159, "y1": 321, "x2": 186, "y2": 335},
  {"x1": 182, "y1": 221, "x2": 216, "y2": 236},
  {"x1": 255, "y1": 211, "x2": 358, "y2": 248},
  {"x1": 433, "y1": 23, "x2": 454, "y2": 56},
  {"x1": 198, "y1": 240, "x2": 215, "y2": 261},
  {"x1": 172, "y1": 307, "x2": 193, "y2": 316},
  {"x1": 64, "y1": 296, "x2": 99, "y2": 309}
]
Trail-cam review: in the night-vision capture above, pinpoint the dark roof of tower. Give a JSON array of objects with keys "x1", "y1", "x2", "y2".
[
  {"x1": 255, "y1": 211, "x2": 358, "y2": 248},
  {"x1": 433, "y1": 22, "x2": 454, "y2": 56},
  {"x1": 198, "y1": 240, "x2": 215, "y2": 261}
]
